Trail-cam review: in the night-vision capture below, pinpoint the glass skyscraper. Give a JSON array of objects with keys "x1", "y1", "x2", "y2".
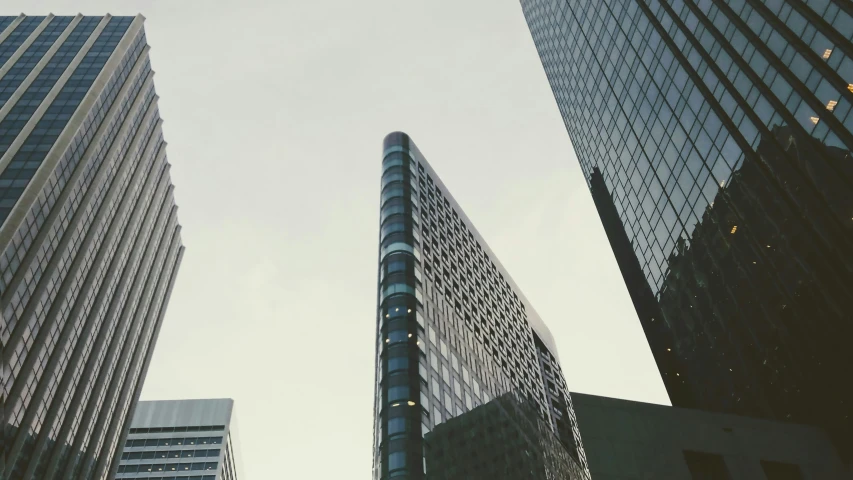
[
  {"x1": 1, "y1": 14, "x2": 183, "y2": 480},
  {"x1": 373, "y1": 132, "x2": 588, "y2": 480},
  {"x1": 521, "y1": 0, "x2": 852, "y2": 462}
]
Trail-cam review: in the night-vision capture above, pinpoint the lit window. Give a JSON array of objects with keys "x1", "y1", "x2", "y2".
[
  {"x1": 848, "y1": 84, "x2": 853, "y2": 93},
  {"x1": 823, "y1": 49, "x2": 832, "y2": 59},
  {"x1": 827, "y1": 100, "x2": 837, "y2": 111},
  {"x1": 810, "y1": 116, "x2": 820, "y2": 124},
  {"x1": 730, "y1": 226, "x2": 737, "y2": 234}
]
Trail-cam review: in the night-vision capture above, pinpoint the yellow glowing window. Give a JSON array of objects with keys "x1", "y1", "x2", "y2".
[
  {"x1": 823, "y1": 49, "x2": 832, "y2": 59},
  {"x1": 810, "y1": 116, "x2": 820, "y2": 124},
  {"x1": 730, "y1": 225, "x2": 738, "y2": 234},
  {"x1": 827, "y1": 100, "x2": 838, "y2": 111},
  {"x1": 848, "y1": 84, "x2": 853, "y2": 93}
]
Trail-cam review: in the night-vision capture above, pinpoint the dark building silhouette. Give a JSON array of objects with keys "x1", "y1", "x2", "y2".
[
  {"x1": 572, "y1": 393, "x2": 849, "y2": 479},
  {"x1": 373, "y1": 132, "x2": 589, "y2": 479},
  {"x1": 424, "y1": 392, "x2": 586, "y2": 480},
  {"x1": 522, "y1": 0, "x2": 853, "y2": 465},
  {"x1": 1, "y1": 14, "x2": 183, "y2": 480}
]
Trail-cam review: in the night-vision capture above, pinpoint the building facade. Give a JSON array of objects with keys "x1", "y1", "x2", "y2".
[
  {"x1": 113, "y1": 399, "x2": 242, "y2": 480},
  {"x1": 521, "y1": 0, "x2": 853, "y2": 460},
  {"x1": 424, "y1": 392, "x2": 586, "y2": 480},
  {"x1": 0, "y1": 14, "x2": 183, "y2": 480},
  {"x1": 571, "y1": 393, "x2": 849, "y2": 479},
  {"x1": 372, "y1": 132, "x2": 589, "y2": 480}
]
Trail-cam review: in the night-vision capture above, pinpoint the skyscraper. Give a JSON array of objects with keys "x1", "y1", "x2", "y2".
[
  {"x1": 1, "y1": 14, "x2": 183, "y2": 480},
  {"x1": 114, "y1": 399, "x2": 243, "y2": 480},
  {"x1": 521, "y1": 0, "x2": 853, "y2": 461},
  {"x1": 373, "y1": 132, "x2": 588, "y2": 480}
]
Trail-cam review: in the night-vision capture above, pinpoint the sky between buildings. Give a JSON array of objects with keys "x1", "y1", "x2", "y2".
[{"x1": 8, "y1": 0, "x2": 670, "y2": 477}]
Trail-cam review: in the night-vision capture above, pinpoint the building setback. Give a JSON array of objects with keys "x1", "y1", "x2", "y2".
[
  {"x1": 113, "y1": 399, "x2": 242, "y2": 480},
  {"x1": 372, "y1": 132, "x2": 588, "y2": 480},
  {"x1": 571, "y1": 393, "x2": 849, "y2": 479},
  {"x1": 521, "y1": 0, "x2": 853, "y2": 463},
  {"x1": 0, "y1": 14, "x2": 183, "y2": 480}
]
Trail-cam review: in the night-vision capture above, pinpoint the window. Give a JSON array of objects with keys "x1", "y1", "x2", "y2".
[
  {"x1": 388, "y1": 417, "x2": 407, "y2": 436},
  {"x1": 388, "y1": 356, "x2": 408, "y2": 372},
  {"x1": 683, "y1": 451, "x2": 731, "y2": 480},
  {"x1": 388, "y1": 386, "x2": 408, "y2": 403},
  {"x1": 386, "y1": 328, "x2": 408, "y2": 344},
  {"x1": 389, "y1": 452, "x2": 406, "y2": 470},
  {"x1": 760, "y1": 460, "x2": 803, "y2": 480}
]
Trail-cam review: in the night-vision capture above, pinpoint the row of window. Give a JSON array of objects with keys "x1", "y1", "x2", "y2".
[
  {"x1": 121, "y1": 449, "x2": 221, "y2": 460},
  {"x1": 114, "y1": 477, "x2": 214, "y2": 480},
  {"x1": 128, "y1": 425, "x2": 224, "y2": 434},
  {"x1": 116, "y1": 462, "x2": 217, "y2": 474},
  {"x1": 124, "y1": 436, "x2": 223, "y2": 448}
]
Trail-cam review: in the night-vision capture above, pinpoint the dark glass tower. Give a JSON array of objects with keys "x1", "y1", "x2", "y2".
[
  {"x1": 372, "y1": 132, "x2": 588, "y2": 480},
  {"x1": 0, "y1": 14, "x2": 183, "y2": 480},
  {"x1": 424, "y1": 392, "x2": 587, "y2": 480},
  {"x1": 521, "y1": 0, "x2": 853, "y2": 461}
]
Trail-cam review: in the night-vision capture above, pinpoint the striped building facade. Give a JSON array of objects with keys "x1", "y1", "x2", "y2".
[{"x1": 0, "y1": 14, "x2": 183, "y2": 480}]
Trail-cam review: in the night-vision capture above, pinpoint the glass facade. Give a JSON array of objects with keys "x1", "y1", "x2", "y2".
[
  {"x1": 372, "y1": 132, "x2": 589, "y2": 480},
  {"x1": 424, "y1": 392, "x2": 586, "y2": 480},
  {"x1": 521, "y1": 0, "x2": 853, "y2": 462},
  {"x1": 1, "y1": 14, "x2": 184, "y2": 480}
]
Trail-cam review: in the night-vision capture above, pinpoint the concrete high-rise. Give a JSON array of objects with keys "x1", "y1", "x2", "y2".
[
  {"x1": 114, "y1": 399, "x2": 242, "y2": 480},
  {"x1": 372, "y1": 132, "x2": 588, "y2": 480},
  {"x1": 0, "y1": 14, "x2": 183, "y2": 480},
  {"x1": 521, "y1": 0, "x2": 853, "y2": 462}
]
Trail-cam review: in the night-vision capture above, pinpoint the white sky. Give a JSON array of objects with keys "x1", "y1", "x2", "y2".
[{"x1": 10, "y1": 1, "x2": 669, "y2": 477}]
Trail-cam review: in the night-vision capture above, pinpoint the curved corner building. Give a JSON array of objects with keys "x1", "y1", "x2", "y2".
[
  {"x1": 372, "y1": 132, "x2": 589, "y2": 480},
  {"x1": 520, "y1": 0, "x2": 853, "y2": 464},
  {"x1": 0, "y1": 14, "x2": 183, "y2": 480}
]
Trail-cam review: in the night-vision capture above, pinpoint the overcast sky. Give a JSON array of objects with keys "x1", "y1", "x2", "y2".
[{"x1": 11, "y1": 0, "x2": 669, "y2": 477}]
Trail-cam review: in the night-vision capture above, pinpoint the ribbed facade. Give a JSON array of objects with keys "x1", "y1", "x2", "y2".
[
  {"x1": 521, "y1": 0, "x2": 852, "y2": 461},
  {"x1": 114, "y1": 399, "x2": 242, "y2": 480},
  {"x1": 372, "y1": 132, "x2": 588, "y2": 480},
  {"x1": 1, "y1": 14, "x2": 183, "y2": 480}
]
